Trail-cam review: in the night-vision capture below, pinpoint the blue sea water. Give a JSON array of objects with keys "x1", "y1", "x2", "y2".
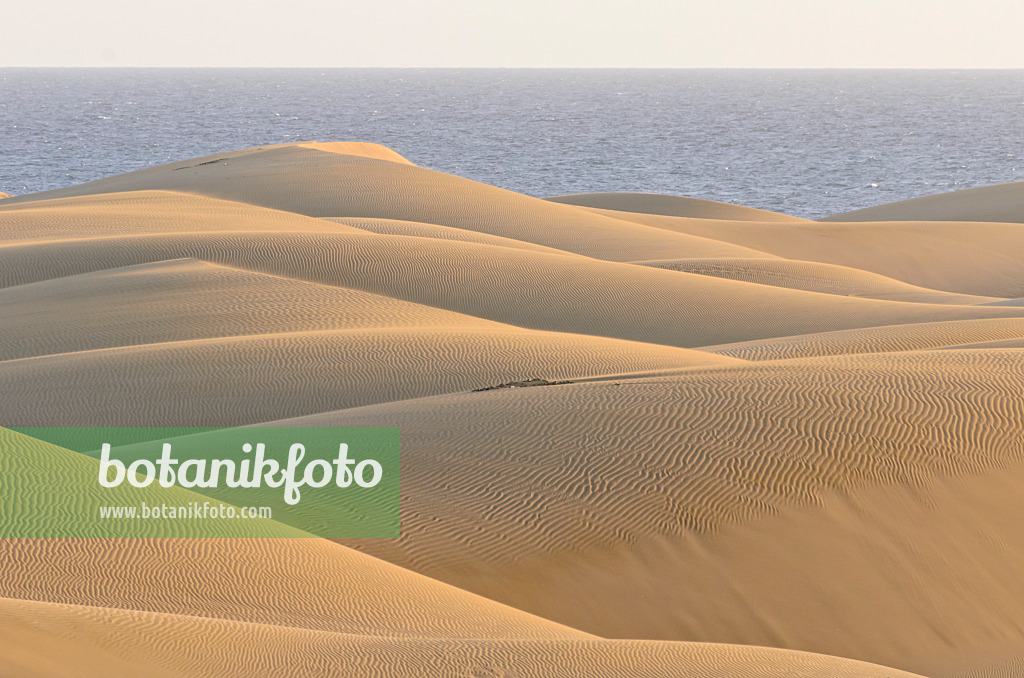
[{"x1": 1, "y1": 68, "x2": 1022, "y2": 218}]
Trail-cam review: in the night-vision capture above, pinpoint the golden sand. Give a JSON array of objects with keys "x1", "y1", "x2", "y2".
[{"x1": 4, "y1": 142, "x2": 1024, "y2": 676}]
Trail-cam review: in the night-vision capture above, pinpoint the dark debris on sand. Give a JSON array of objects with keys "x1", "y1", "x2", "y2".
[{"x1": 472, "y1": 378, "x2": 574, "y2": 392}]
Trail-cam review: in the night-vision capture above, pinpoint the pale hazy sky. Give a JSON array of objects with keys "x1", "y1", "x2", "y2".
[{"x1": 3, "y1": 0, "x2": 1024, "y2": 68}]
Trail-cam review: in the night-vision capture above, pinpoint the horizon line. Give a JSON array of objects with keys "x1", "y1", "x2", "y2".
[{"x1": 4, "y1": 65, "x2": 1024, "y2": 71}]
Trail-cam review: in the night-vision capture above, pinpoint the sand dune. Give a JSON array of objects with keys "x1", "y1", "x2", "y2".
[
  {"x1": 982, "y1": 297, "x2": 1024, "y2": 307},
  {"x1": 0, "y1": 598, "x2": 924, "y2": 678},
  {"x1": 545, "y1": 191, "x2": 807, "y2": 221},
  {"x1": 297, "y1": 141, "x2": 415, "y2": 164},
  {"x1": 3, "y1": 195, "x2": 1024, "y2": 352},
  {"x1": 0, "y1": 427, "x2": 584, "y2": 635},
  {"x1": 0, "y1": 145, "x2": 776, "y2": 262},
  {"x1": 5, "y1": 142, "x2": 1024, "y2": 677},
  {"x1": 0, "y1": 255, "x2": 739, "y2": 425},
  {"x1": 325, "y1": 216, "x2": 572, "y2": 254},
  {"x1": 0, "y1": 189, "x2": 365, "y2": 242},
  {"x1": 934, "y1": 336, "x2": 1024, "y2": 350},
  {"x1": 0, "y1": 326, "x2": 735, "y2": 426},
  {"x1": 4, "y1": 231, "x2": 1024, "y2": 349},
  {"x1": 0, "y1": 537, "x2": 577, "y2": 640},
  {"x1": 576, "y1": 206, "x2": 1024, "y2": 297},
  {"x1": 703, "y1": 317, "x2": 1024, "y2": 360},
  {"x1": 823, "y1": 180, "x2": 1024, "y2": 223},
  {"x1": 277, "y1": 349, "x2": 1024, "y2": 675},
  {"x1": 0, "y1": 427, "x2": 918, "y2": 678},
  {"x1": 0, "y1": 258, "x2": 492, "y2": 361},
  {"x1": 635, "y1": 257, "x2": 995, "y2": 304}
]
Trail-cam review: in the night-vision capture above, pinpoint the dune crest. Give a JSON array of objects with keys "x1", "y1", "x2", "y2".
[
  {"x1": 297, "y1": 141, "x2": 415, "y2": 165},
  {"x1": 0, "y1": 598, "x2": 924, "y2": 678},
  {"x1": 546, "y1": 191, "x2": 807, "y2": 221},
  {"x1": 823, "y1": 179, "x2": 1024, "y2": 223}
]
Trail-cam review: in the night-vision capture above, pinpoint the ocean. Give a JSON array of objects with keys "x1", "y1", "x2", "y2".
[{"x1": 1, "y1": 68, "x2": 1022, "y2": 218}]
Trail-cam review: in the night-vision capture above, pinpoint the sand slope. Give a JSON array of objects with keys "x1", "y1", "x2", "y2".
[
  {"x1": 0, "y1": 326, "x2": 733, "y2": 427},
  {"x1": 0, "y1": 258, "x2": 737, "y2": 425},
  {"x1": 0, "y1": 598, "x2": 924, "y2": 678},
  {"x1": 5, "y1": 142, "x2": 1024, "y2": 677},
  {"x1": 0, "y1": 427, "x2": 587, "y2": 638},
  {"x1": 276, "y1": 349, "x2": 1024, "y2": 675},
  {"x1": 823, "y1": 180, "x2": 1024, "y2": 223},
  {"x1": 546, "y1": 191, "x2": 807, "y2": 221},
  {"x1": 325, "y1": 216, "x2": 572, "y2": 254},
  {"x1": 703, "y1": 317, "x2": 1024, "y2": 360},
  {"x1": 0, "y1": 189, "x2": 366, "y2": 242},
  {"x1": 0, "y1": 145, "x2": 774, "y2": 262},
  {"x1": 0, "y1": 429, "x2": 917, "y2": 678},
  {"x1": 577, "y1": 206, "x2": 1024, "y2": 297},
  {"x1": 636, "y1": 256, "x2": 995, "y2": 304},
  {"x1": 298, "y1": 141, "x2": 415, "y2": 164},
  {"x1": 4, "y1": 192, "x2": 1024, "y2": 354}
]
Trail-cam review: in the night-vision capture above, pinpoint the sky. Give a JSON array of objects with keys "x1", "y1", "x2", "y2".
[{"x1": 3, "y1": 0, "x2": 1024, "y2": 68}]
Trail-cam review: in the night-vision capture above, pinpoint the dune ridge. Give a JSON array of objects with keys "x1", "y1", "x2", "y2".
[
  {"x1": 0, "y1": 598, "x2": 924, "y2": 678},
  {"x1": 296, "y1": 141, "x2": 415, "y2": 165},
  {"x1": 3, "y1": 192, "x2": 1024, "y2": 355},
  {"x1": 635, "y1": 256, "x2": 995, "y2": 304},
  {"x1": 703, "y1": 317, "x2": 1024, "y2": 360},
  {"x1": 573, "y1": 205, "x2": 1024, "y2": 297},
  {"x1": 545, "y1": 191, "x2": 808, "y2": 221},
  {"x1": 822, "y1": 180, "x2": 1024, "y2": 223}
]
